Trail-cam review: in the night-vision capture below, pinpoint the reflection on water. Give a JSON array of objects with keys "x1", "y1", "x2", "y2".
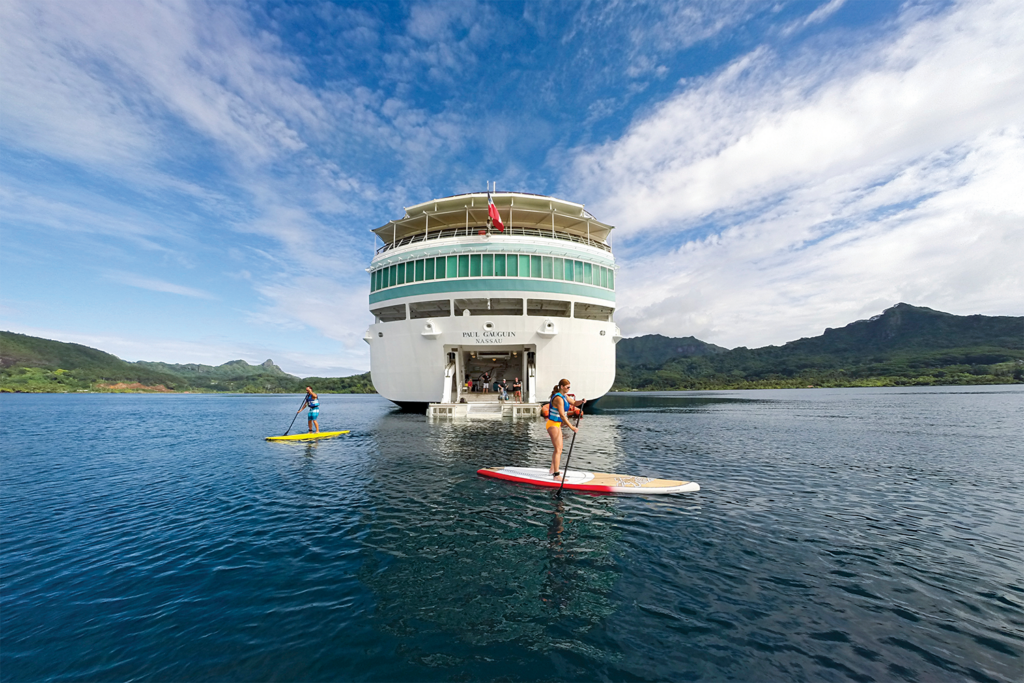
[
  {"x1": 589, "y1": 392, "x2": 755, "y2": 413},
  {"x1": 358, "y1": 412, "x2": 621, "y2": 653}
]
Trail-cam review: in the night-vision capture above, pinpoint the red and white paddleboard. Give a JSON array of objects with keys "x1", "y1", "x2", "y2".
[{"x1": 477, "y1": 467, "x2": 700, "y2": 494}]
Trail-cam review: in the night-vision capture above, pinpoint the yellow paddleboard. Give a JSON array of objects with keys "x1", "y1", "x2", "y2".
[{"x1": 266, "y1": 430, "x2": 350, "y2": 441}]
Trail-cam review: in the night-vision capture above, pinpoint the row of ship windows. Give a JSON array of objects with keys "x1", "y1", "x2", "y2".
[
  {"x1": 370, "y1": 254, "x2": 614, "y2": 292},
  {"x1": 371, "y1": 298, "x2": 614, "y2": 323}
]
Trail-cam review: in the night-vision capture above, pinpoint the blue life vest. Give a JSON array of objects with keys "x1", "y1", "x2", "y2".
[
  {"x1": 306, "y1": 395, "x2": 319, "y2": 409},
  {"x1": 548, "y1": 392, "x2": 568, "y2": 422}
]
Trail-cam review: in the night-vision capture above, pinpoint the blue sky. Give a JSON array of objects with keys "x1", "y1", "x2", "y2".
[{"x1": 2, "y1": 0, "x2": 1021, "y2": 376}]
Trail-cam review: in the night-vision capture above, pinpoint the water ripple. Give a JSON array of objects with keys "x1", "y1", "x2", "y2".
[{"x1": 1, "y1": 388, "x2": 1022, "y2": 681}]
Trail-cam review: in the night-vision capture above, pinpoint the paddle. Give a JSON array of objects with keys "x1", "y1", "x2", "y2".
[
  {"x1": 282, "y1": 396, "x2": 307, "y2": 436},
  {"x1": 557, "y1": 404, "x2": 584, "y2": 496}
]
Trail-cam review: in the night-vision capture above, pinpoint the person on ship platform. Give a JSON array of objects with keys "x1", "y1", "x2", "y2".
[{"x1": 513, "y1": 377, "x2": 522, "y2": 403}]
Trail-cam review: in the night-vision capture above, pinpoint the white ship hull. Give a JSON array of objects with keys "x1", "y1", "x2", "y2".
[{"x1": 365, "y1": 193, "x2": 619, "y2": 410}]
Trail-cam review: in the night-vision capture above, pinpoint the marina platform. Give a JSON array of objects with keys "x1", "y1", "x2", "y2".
[{"x1": 427, "y1": 393, "x2": 541, "y2": 420}]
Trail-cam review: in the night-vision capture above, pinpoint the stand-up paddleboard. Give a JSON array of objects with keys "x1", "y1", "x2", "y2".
[
  {"x1": 266, "y1": 430, "x2": 350, "y2": 441},
  {"x1": 477, "y1": 467, "x2": 699, "y2": 494}
]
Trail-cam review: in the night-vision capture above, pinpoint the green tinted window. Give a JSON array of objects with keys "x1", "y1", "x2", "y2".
[
  {"x1": 470, "y1": 254, "x2": 481, "y2": 277},
  {"x1": 425, "y1": 258, "x2": 435, "y2": 280},
  {"x1": 542, "y1": 256, "x2": 552, "y2": 279},
  {"x1": 397, "y1": 263, "x2": 406, "y2": 285},
  {"x1": 599, "y1": 266, "x2": 607, "y2": 288},
  {"x1": 553, "y1": 258, "x2": 563, "y2": 280},
  {"x1": 406, "y1": 262, "x2": 415, "y2": 283},
  {"x1": 531, "y1": 255, "x2": 541, "y2": 278},
  {"x1": 584, "y1": 262, "x2": 593, "y2": 284},
  {"x1": 415, "y1": 260, "x2": 424, "y2": 282},
  {"x1": 389, "y1": 265, "x2": 397, "y2": 287},
  {"x1": 447, "y1": 256, "x2": 457, "y2": 278},
  {"x1": 482, "y1": 254, "x2": 493, "y2": 276},
  {"x1": 574, "y1": 261, "x2": 584, "y2": 283},
  {"x1": 436, "y1": 257, "x2": 446, "y2": 279},
  {"x1": 370, "y1": 272, "x2": 375, "y2": 292},
  {"x1": 458, "y1": 255, "x2": 470, "y2": 278},
  {"x1": 494, "y1": 254, "x2": 506, "y2": 276},
  {"x1": 564, "y1": 260, "x2": 574, "y2": 282},
  {"x1": 519, "y1": 255, "x2": 529, "y2": 277},
  {"x1": 608, "y1": 269, "x2": 614, "y2": 289},
  {"x1": 507, "y1": 254, "x2": 518, "y2": 276}
]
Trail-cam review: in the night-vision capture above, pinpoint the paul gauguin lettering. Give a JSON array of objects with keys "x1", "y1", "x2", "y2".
[{"x1": 462, "y1": 331, "x2": 517, "y2": 338}]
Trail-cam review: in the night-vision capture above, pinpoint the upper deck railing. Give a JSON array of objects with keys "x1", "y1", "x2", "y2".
[{"x1": 375, "y1": 225, "x2": 612, "y2": 255}]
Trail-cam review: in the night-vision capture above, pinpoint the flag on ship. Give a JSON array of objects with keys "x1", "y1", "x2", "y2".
[{"x1": 487, "y1": 189, "x2": 505, "y2": 232}]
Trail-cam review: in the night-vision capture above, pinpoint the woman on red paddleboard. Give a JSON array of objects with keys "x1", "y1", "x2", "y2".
[{"x1": 546, "y1": 379, "x2": 585, "y2": 477}]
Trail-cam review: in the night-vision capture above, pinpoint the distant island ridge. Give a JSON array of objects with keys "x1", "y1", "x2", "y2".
[
  {"x1": 0, "y1": 336, "x2": 374, "y2": 394},
  {"x1": 1, "y1": 303, "x2": 1021, "y2": 393}
]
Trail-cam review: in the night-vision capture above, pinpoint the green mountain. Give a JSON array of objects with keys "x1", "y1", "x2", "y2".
[
  {"x1": 132, "y1": 358, "x2": 302, "y2": 391},
  {"x1": 0, "y1": 331, "x2": 187, "y2": 391},
  {"x1": 0, "y1": 331, "x2": 375, "y2": 394},
  {"x1": 777, "y1": 303, "x2": 1022, "y2": 355},
  {"x1": 137, "y1": 358, "x2": 294, "y2": 379},
  {"x1": 4, "y1": 303, "x2": 1020, "y2": 393},
  {"x1": 614, "y1": 304, "x2": 1024, "y2": 390},
  {"x1": 616, "y1": 334, "x2": 727, "y2": 367}
]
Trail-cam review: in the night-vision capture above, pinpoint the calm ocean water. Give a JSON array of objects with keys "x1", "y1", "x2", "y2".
[{"x1": 1, "y1": 387, "x2": 1022, "y2": 682}]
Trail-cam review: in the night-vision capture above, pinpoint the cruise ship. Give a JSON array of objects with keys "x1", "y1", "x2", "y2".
[{"x1": 364, "y1": 192, "x2": 620, "y2": 413}]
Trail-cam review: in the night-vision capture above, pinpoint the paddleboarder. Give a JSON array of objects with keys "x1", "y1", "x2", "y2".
[
  {"x1": 298, "y1": 386, "x2": 320, "y2": 433},
  {"x1": 546, "y1": 379, "x2": 585, "y2": 477}
]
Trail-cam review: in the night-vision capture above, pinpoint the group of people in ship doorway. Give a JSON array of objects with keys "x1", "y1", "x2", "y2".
[{"x1": 463, "y1": 372, "x2": 524, "y2": 402}]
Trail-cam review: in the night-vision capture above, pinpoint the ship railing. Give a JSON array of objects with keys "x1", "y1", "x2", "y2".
[{"x1": 375, "y1": 226, "x2": 612, "y2": 255}]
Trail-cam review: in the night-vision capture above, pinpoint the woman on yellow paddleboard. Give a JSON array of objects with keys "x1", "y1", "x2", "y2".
[{"x1": 298, "y1": 386, "x2": 320, "y2": 433}]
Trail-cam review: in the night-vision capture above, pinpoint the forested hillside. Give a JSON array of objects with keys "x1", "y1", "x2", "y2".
[
  {"x1": 0, "y1": 332, "x2": 187, "y2": 391},
  {"x1": 613, "y1": 304, "x2": 1023, "y2": 390},
  {"x1": 4, "y1": 303, "x2": 1020, "y2": 393},
  {"x1": 616, "y1": 334, "x2": 727, "y2": 366},
  {"x1": 0, "y1": 331, "x2": 375, "y2": 393}
]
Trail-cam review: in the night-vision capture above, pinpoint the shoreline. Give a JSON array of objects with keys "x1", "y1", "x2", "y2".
[{"x1": 3, "y1": 379, "x2": 1019, "y2": 395}]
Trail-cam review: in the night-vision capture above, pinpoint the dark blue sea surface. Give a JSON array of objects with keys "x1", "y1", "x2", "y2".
[{"x1": 1, "y1": 387, "x2": 1022, "y2": 682}]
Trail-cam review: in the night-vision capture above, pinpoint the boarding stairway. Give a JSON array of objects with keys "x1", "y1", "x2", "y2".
[{"x1": 427, "y1": 355, "x2": 542, "y2": 420}]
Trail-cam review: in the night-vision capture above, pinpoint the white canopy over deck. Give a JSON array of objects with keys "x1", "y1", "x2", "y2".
[{"x1": 372, "y1": 192, "x2": 614, "y2": 249}]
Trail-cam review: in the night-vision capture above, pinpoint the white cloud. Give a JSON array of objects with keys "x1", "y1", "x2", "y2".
[
  {"x1": 382, "y1": 0, "x2": 491, "y2": 85},
  {"x1": 572, "y1": 0, "x2": 1024, "y2": 233},
  {"x1": 0, "y1": 0, "x2": 325, "y2": 175},
  {"x1": 563, "y1": 0, "x2": 766, "y2": 79},
  {"x1": 249, "y1": 276, "x2": 373, "y2": 364},
  {"x1": 781, "y1": 0, "x2": 848, "y2": 36},
  {"x1": 614, "y1": 127, "x2": 1024, "y2": 347},
  {"x1": 105, "y1": 270, "x2": 217, "y2": 300},
  {"x1": 566, "y1": 0, "x2": 1024, "y2": 346}
]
